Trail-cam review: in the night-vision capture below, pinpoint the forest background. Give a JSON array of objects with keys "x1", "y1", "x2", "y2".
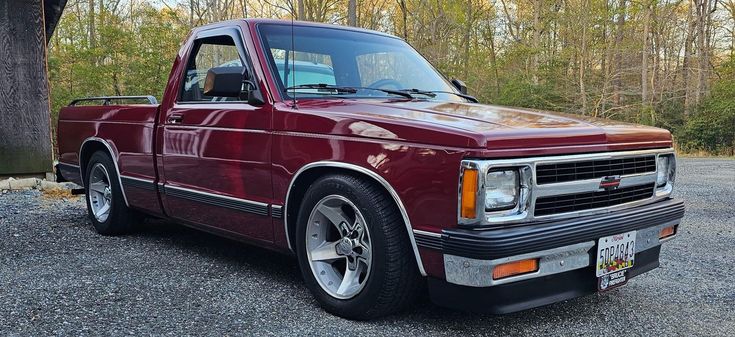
[{"x1": 48, "y1": 0, "x2": 735, "y2": 155}]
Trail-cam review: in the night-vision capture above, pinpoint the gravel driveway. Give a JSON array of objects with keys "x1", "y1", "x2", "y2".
[{"x1": 1, "y1": 158, "x2": 733, "y2": 336}]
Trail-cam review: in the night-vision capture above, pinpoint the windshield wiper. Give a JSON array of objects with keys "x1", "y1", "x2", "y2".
[
  {"x1": 284, "y1": 83, "x2": 358, "y2": 94},
  {"x1": 354, "y1": 87, "x2": 414, "y2": 99},
  {"x1": 399, "y1": 88, "x2": 479, "y2": 103},
  {"x1": 285, "y1": 83, "x2": 414, "y2": 99},
  {"x1": 397, "y1": 88, "x2": 437, "y2": 98}
]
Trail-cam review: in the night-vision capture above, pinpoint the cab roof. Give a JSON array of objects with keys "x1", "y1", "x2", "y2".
[{"x1": 194, "y1": 18, "x2": 400, "y2": 40}]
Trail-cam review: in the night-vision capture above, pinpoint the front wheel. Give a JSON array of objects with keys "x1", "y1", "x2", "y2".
[{"x1": 295, "y1": 174, "x2": 422, "y2": 320}]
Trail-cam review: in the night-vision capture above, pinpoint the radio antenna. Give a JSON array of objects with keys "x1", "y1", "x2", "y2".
[{"x1": 290, "y1": 12, "x2": 297, "y2": 109}]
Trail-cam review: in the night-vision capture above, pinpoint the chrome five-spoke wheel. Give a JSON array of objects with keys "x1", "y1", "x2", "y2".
[
  {"x1": 84, "y1": 151, "x2": 139, "y2": 235},
  {"x1": 296, "y1": 174, "x2": 422, "y2": 319},
  {"x1": 88, "y1": 163, "x2": 112, "y2": 223},
  {"x1": 306, "y1": 195, "x2": 372, "y2": 299}
]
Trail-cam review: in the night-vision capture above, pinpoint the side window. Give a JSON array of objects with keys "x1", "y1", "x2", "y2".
[
  {"x1": 270, "y1": 49, "x2": 336, "y2": 87},
  {"x1": 180, "y1": 35, "x2": 244, "y2": 102}
]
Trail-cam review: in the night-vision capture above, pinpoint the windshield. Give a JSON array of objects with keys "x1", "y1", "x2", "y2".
[{"x1": 257, "y1": 23, "x2": 464, "y2": 101}]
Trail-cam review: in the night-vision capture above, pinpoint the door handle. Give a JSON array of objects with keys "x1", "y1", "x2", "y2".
[{"x1": 168, "y1": 113, "x2": 184, "y2": 124}]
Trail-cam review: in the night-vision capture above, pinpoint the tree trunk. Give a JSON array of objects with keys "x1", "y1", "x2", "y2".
[
  {"x1": 693, "y1": 0, "x2": 714, "y2": 104},
  {"x1": 531, "y1": 0, "x2": 541, "y2": 84},
  {"x1": 651, "y1": 3, "x2": 661, "y2": 106},
  {"x1": 113, "y1": 71, "x2": 121, "y2": 96},
  {"x1": 695, "y1": 0, "x2": 706, "y2": 104},
  {"x1": 579, "y1": 0, "x2": 588, "y2": 114},
  {"x1": 488, "y1": 27, "x2": 499, "y2": 97},
  {"x1": 347, "y1": 0, "x2": 357, "y2": 26},
  {"x1": 462, "y1": 0, "x2": 473, "y2": 79},
  {"x1": 727, "y1": 0, "x2": 735, "y2": 57},
  {"x1": 683, "y1": 0, "x2": 696, "y2": 115},
  {"x1": 88, "y1": 0, "x2": 95, "y2": 48},
  {"x1": 698, "y1": 0, "x2": 714, "y2": 100},
  {"x1": 398, "y1": 0, "x2": 408, "y2": 40},
  {"x1": 99, "y1": 0, "x2": 106, "y2": 31},
  {"x1": 189, "y1": 0, "x2": 194, "y2": 27},
  {"x1": 598, "y1": 0, "x2": 610, "y2": 117},
  {"x1": 641, "y1": 1, "x2": 651, "y2": 105},
  {"x1": 499, "y1": 0, "x2": 518, "y2": 41},
  {"x1": 612, "y1": 0, "x2": 627, "y2": 106}
]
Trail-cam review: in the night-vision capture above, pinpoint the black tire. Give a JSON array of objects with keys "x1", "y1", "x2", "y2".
[
  {"x1": 84, "y1": 151, "x2": 139, "y2": 235},
  {"x1": 295, "y1": 174, "x2": 423, "y2": 320}
]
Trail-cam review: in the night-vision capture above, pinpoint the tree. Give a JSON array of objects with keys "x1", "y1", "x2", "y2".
[
  {"x1": 46, "y1": 0, "x2": 735, "y2": 155},
  {"x1": 347, "y1": 0, "x2": 356, "y2": 26}
]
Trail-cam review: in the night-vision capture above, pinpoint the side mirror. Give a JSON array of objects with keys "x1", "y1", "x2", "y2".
[
  {"x1": 451, "y1": 78, "x2": 468, "y2": 95},
  {"x1": 203, "y1": 66, "x2": 246, "y2": 97},
  {"x1": 246, "y1": 87, "x2": 265, "y2": 106},
  {"x1": 203, "y1": 66, "x2": 264, "y2": 106}
]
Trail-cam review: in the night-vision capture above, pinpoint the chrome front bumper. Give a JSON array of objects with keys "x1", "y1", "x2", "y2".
[
  {"x1": 413, "y1": 198, "x2": 685, "y2": 287},
  {"x1": 443, "y1": 219, "x2": 679, "y2": 287}
]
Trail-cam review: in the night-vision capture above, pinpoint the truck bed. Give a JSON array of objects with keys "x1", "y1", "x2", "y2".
[{"x1": 56, "y1": 99, "x2": 161, "y2": 214}]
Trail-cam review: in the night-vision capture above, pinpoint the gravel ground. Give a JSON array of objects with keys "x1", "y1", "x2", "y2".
[{"x1": 1, "y1": 158, "x2": 733, "y2": 336}]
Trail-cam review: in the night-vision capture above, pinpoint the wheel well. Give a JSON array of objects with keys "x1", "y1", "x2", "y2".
[
  {"x1": 284, "y1": 164, "x2": 426, "y2": 276},
  {"x1": 285, "y1": 166, "x2": 338, "y2": 246},
  {"x1": 79, "y1": 141, "x2": 110, "y2": 183},
  {"x1": 78, "y1": 139, "x2": 130, "y2": 207}
]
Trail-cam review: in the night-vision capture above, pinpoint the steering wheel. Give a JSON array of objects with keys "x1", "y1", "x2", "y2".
[{"x1": 367, "y1": 79, "x2": 402, "y2": 90}]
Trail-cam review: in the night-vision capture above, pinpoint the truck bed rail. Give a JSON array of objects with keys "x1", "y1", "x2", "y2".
[{"x1": 69, "y1": 96, "x2": 158, "y2": 106}]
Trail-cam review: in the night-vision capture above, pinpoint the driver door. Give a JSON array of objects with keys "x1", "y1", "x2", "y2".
[{"x1": 160, "y1": 27, "x2": 273, "y2": 242}]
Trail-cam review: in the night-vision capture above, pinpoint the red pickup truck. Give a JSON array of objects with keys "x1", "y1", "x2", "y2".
[{"x1": 56, "y1": 19, "x2": 685, "y2": 319}]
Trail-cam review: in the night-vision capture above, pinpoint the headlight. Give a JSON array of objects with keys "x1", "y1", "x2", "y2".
[
  {"x1": 485, "y1": 169, "x2": 519, "y2": 211},
  {"x1": 656, "y1": 156, "x2": 669, "y2": 186},
  {"x1": 656, "y1": 154, "x2": 676, "y2": 191}
]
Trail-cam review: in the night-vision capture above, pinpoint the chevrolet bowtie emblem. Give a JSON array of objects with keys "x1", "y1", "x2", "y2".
[{"x1": 599, "y1": 175, "x2": 621, "y2": 190}]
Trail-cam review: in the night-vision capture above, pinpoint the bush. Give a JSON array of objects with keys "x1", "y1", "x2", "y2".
[
  {"x1": 677, "y1": 81, "x2": 735, "y2": 155},
  {"x1": 491, "y1": 77, "x2": 569, "y2": 111}
]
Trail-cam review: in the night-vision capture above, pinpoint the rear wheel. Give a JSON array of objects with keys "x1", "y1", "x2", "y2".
[
  {"x1": 295, "y1": 174, "x2": 422, "y2": 320},
  {"x1": 84, "y1": 151, "x2": 139, "y2": 235}
]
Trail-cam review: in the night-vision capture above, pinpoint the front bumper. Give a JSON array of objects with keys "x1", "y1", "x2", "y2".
[
  {"x1": 427, "y1": 246, "x2": 662, "y2": 314},
  {"x1": 415, "y1": 198, "x2": 685, "y2": 313}
]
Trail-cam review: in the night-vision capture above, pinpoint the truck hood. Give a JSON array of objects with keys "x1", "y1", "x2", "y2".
[{"x1": 292, "y1": 100, "x2": 673, "y2": 150}]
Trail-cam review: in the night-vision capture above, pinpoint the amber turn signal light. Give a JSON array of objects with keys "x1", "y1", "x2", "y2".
[
  {"x1": 492, "y1": 258, "x2": 539, "y2": 280},
  {"x1": 659, "y1": 225, "x2": 677, "y2": 239},
  {"x1": 460, "y1": 168, "x2": 478, "y2": 219}
]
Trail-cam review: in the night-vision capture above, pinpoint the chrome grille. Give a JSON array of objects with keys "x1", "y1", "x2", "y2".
[
  {"x1": 536, "y1": 155, "x2": 656, "y2": 184},
  {"x1": 534, "y1": 183, "x2": 655, "y2": 216},
  {"x1": 458, "y1": 149, "x2": 673, "y2": 227}
]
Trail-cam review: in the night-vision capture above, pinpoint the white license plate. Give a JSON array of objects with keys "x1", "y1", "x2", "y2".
[{"x1": 595, "y1": 230, "x2": 636, "y2": 277}]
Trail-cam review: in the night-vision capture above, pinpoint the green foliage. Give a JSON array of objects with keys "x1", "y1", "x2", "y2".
[
  {"x1": 45, "y1": 0, "x2": 734, "y2": 155},
  {"x1": 491, "y1": 77, "x2": 568, "y2": 111},
  {"x1": 674, "y1": 57, "x2": 735, "y2": 155},
  {"x1": 47, "y1": 4, "x2": 188, "y2": 121},
  {"x1": 652, "y1": 97, "x2": 687, "y2": 135},
  {"x1": 677, "y1": 81, "x2": 735, "y2": 155}
]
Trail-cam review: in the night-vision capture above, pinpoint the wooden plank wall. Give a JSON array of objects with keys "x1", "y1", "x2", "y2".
[{"x1": 0, "y1": 0, "x2": 53, "y2": 175}]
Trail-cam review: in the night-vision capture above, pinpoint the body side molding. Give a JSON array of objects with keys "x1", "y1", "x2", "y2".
[
  {"x1": 284, "y1": 161, "x2": 428, "y2": 276},
  {"x1": 163, "y1": 184, "x2": 270, "y2": 216},
  {"x1": 120, "y1": 175, "x2": 156, "y2": 191}
]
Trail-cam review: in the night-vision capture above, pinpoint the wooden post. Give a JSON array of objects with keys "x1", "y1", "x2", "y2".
[{"x1": 0, "y1": 0, "x2": 60, "y2": 176}]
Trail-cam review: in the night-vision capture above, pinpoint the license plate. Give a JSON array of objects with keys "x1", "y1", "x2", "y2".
[
  {"x1": 596, "y1": 231, "x2": 636, "y2": 291},
  {"x1": 596, "y1": 230, "x2": 636, "y2": 277}
]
